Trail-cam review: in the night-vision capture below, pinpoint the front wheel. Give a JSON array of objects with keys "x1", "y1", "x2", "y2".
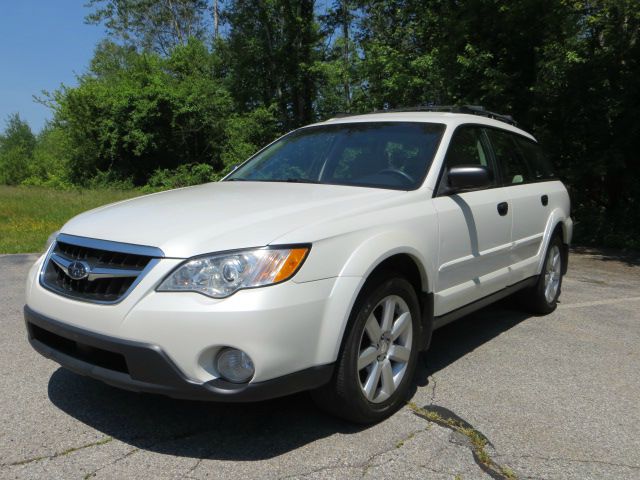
[{"x1": 312, "y1": 275, "x2": 420, "y2": 423}]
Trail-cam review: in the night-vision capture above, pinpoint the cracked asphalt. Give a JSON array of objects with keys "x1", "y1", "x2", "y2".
[{"x1": 1, "y1": 250, "x2": 639, "y2": 479}]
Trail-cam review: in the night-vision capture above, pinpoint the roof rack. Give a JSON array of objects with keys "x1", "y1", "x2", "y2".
[{"x1": 332, "y1": 105, "x2": 518, "y2": 126}]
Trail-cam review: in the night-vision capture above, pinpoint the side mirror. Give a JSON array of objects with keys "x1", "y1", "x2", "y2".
[{"x1": 446, "y1": 165, "x2": 491, "y2": 193}]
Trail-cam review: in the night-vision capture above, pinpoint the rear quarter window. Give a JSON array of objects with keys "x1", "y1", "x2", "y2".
[{"x1": 515, "y1": 137, "x2": 556, "y2": 181}]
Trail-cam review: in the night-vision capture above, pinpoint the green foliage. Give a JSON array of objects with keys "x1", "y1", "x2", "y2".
[
  {"x1": 145, "y1": 163, "x2": 218, "y2": 190},
  {"x1": 47, "y1": 39, "x2": 235, "y2": 185},
  {"x1": 528, "y1": 0, "x2": 640, "y2": 249},
  {"x1": 0, "y1": 114, "x2": 36, "y2": 185},
  {"x1": 141, "y1": 106, "x2": 280, "y2": 190},
  {"x1": 223, "y1": 0, "x2": 321, "y2": 128},
  {"x1": 37, "y1": 37, "x2": 283, "y2": 187},
  {"x1": 313, "y1": 1, "x2": 358, "y2": 118},
  {"x1": 22, "y1": 124, "x2": 73, "y2": 188},
  {"x1": 85, "y1": 170, "x2": 136, "y2": 190},
  {"x1": 85, "y1": 0, "x2": 210, "y2": 54},
  {"x1": 220, "y1": 106, "x2": 280, "y2": 169}
]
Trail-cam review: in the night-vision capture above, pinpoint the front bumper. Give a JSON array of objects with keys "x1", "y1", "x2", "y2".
[{"x1": 25, "y1": 306, "x2": 334, "y2": 402}]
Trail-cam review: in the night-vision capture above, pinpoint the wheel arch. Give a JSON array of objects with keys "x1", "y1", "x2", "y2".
[
  {"x1": 537, "y1": 212, "x2": 571, "y2": 276},
  {"x1": 328, "y1": 249, "x2": 434, "y2": 363},
  {"x1": 361, "y1": 253, "x2": 434, "y2": 352}
]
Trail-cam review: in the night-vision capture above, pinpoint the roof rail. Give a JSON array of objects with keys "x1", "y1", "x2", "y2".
[
  {"x1": 331, "y1": 105, "x2": 518, "y2": 126},
  {"x1": 331, "y1": 112, "x2": 354, "y2": 118},
  {"x1": 387, "y1": 105, "x2": 517, "y2": 126}
]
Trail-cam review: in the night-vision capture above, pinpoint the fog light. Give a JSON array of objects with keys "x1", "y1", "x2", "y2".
[{"x1": 216, "y1": 348, "x2": 255, "y2": 383}]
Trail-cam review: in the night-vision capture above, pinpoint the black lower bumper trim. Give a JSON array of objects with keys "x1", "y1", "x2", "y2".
[{"x1": 24, "y1": 306, "x2": 334, "y2": 402}]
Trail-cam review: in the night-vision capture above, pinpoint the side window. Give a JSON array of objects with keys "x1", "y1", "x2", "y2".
[
  {"x1": 485, "y1": 129, "x2": 530, "y2": 185},
  {"x1": 438, "y1": 126, "x2": 494, "y2": 193},
  {"x1": 515, "y1": 138, "x2": 555, "y2": 180},
  {"x1": 444, "y1": 127, "x2": 492, "y2": 169},
  {"x1": 439, "y1": 126, "x2": 495, "y2": 194}
]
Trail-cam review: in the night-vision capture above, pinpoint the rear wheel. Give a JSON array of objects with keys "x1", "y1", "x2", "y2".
[
  {"x1": 522, "y1": 234, "x2": 564, "y2": 314},
  {"x1": 312, "y1": 274, "x2": 420, "y2": 424}
]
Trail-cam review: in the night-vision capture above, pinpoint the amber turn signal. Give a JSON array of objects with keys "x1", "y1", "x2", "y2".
[{"x1": 274, "y1": 248, "x2": 309, "y2": 283}]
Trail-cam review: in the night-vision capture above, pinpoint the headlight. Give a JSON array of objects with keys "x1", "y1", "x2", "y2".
[
  {"x1": 45, "y1": 230, "x2": 59, "y2": 251},
  {"x1": 157, "y1": 246, "x2": 310, "y2": 298}
]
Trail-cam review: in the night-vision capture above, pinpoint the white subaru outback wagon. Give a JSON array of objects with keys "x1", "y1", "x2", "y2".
[{"x1": 25, "y1": 107, "x2": 572, "y2": 423}]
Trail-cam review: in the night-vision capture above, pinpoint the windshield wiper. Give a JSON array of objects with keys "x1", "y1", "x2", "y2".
[
  {"x1": 226, "y1": 177, "x2": 321, "y2": 184},
  {"x1": 277, "y1": 178, "x2": 321, "y2": 184}
]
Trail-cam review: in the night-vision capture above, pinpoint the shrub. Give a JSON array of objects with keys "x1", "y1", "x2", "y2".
[
  {"x1": 144, "y1": 163, "x2": 219, "y2": 191},
  {"x1": 86, "y1": 170, "x2": 135, "y2": 190}
]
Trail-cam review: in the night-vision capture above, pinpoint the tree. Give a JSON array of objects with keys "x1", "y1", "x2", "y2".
[
  {"x1": 47, "y1": 40, "x2": 235, "y2": 184},
  {"x1": 0, "y1": 114, "x2": 36, "y2": 185},
  {"x1": 45, "y1": 38, "x2": 279, "y2": 186},
  {"x1": 224, "y1": 0, "x2": 321, "y2": 128},
  {"x1": 86, "y1": 0, "x2": 210, "y2": 54},
  {"x1": 26, "y1": 124, "x2": 73, "y2": 187},
  {"x1": 314, "y1": 0, "x2": 358, "y2": 118},
  {"x1": 532, "y1": 0, "x2": 640, "y2": 247},
  {"x1": 213, "y1": 0, "x2": 220, "y2": 39}
]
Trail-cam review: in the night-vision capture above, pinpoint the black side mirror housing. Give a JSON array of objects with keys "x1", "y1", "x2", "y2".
[{"x1": 446, "y1": 165, "x2": 491, "y2": 193}]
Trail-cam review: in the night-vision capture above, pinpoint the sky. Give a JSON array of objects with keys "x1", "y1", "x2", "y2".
[{"x1": 0, "y1": 1, "x2": 104, "y2": 133}]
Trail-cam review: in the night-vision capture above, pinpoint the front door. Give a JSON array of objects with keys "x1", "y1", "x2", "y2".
[{"x1": 432, "y1": 126, "x2": 513, "y2": 316}]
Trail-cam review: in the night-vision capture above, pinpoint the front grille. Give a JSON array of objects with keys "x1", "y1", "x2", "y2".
[
  {"x1": 29, "y1": 322, "x2": 129, "y2": 373},
  {"x1": 41, "y1": 235, "x2": 162, "y2": 303},
  {"x1": 47, "y1": 260, "x2": 138, "y2": 302},
  {"x1": 56, "y1": 241, "x2": 151, "y2": 268}
]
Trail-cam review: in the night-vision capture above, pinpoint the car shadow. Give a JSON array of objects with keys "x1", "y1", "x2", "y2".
[
  {"x1": 415, "y1": 298, "x2": 531, "y2": 381},
  {"x1": 47, "y1": 369, "x2": 364, "y2": 460},
  {"x1": 48, "y1": 300, "x2": 531, "y2": 460}
]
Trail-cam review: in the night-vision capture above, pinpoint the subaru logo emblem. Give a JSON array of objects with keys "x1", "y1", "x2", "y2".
[{"x1": 67, "y1": 261, "x2": 90, "y2": 280}]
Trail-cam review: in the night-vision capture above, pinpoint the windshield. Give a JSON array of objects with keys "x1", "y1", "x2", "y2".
[{"x1": 225, "y1": 122, "x2": 446, "y2": 190}]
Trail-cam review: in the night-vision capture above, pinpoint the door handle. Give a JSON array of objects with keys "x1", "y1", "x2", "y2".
[
  {"x1": 497, "y1": 202, "x2": 509, "y2": 216},
  {"x1": 541, "y1": 195, "x2": 549, "y2": 206}
]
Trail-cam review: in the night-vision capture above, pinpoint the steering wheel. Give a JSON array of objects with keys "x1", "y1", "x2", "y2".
[{"x1": 377, "y1": 168, "x2": 415, "y2": 183}]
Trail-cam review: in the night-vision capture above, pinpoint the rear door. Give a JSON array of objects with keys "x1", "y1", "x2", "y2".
[
  {"x1": 432, "y1": 125, "x2": 513, "y2": 316},
  {"x1": 484, "y1": 128, "x2": 551, "y2": 282}
]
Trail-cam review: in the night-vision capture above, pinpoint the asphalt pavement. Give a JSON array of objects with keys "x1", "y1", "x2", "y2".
[{"x1": 1, "y1": 250, "x2": 639, "y2": 479}]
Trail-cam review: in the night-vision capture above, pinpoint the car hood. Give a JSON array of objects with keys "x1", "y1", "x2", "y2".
[{"x1": 61, "y1": 181, "x2": 403, "y2": 258}]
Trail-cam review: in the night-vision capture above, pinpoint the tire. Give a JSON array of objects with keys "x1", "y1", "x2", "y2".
[
  {"x1": 311, "y1": 274, "x2": 421, "y2": 424},
  {"x1": 521, "y1": 234, "x2": 564, "y2": 314}
]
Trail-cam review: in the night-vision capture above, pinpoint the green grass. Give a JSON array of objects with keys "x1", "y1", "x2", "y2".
[{"x1": 0, "y1": 186, "x2": 143, "y2": 254}]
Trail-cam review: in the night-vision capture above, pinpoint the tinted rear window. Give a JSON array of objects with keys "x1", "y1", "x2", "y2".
[{"x1": 515, "y1": 137, "x2": 556, "y2": 181}]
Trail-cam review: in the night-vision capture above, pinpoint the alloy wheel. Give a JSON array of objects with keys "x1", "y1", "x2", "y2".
[
  {"x1": 544, "y1": 244, "x2": 562, "y2": 303},
  {"x1": 357, "y1": 295, "x2": 413, "y2": 403}
]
